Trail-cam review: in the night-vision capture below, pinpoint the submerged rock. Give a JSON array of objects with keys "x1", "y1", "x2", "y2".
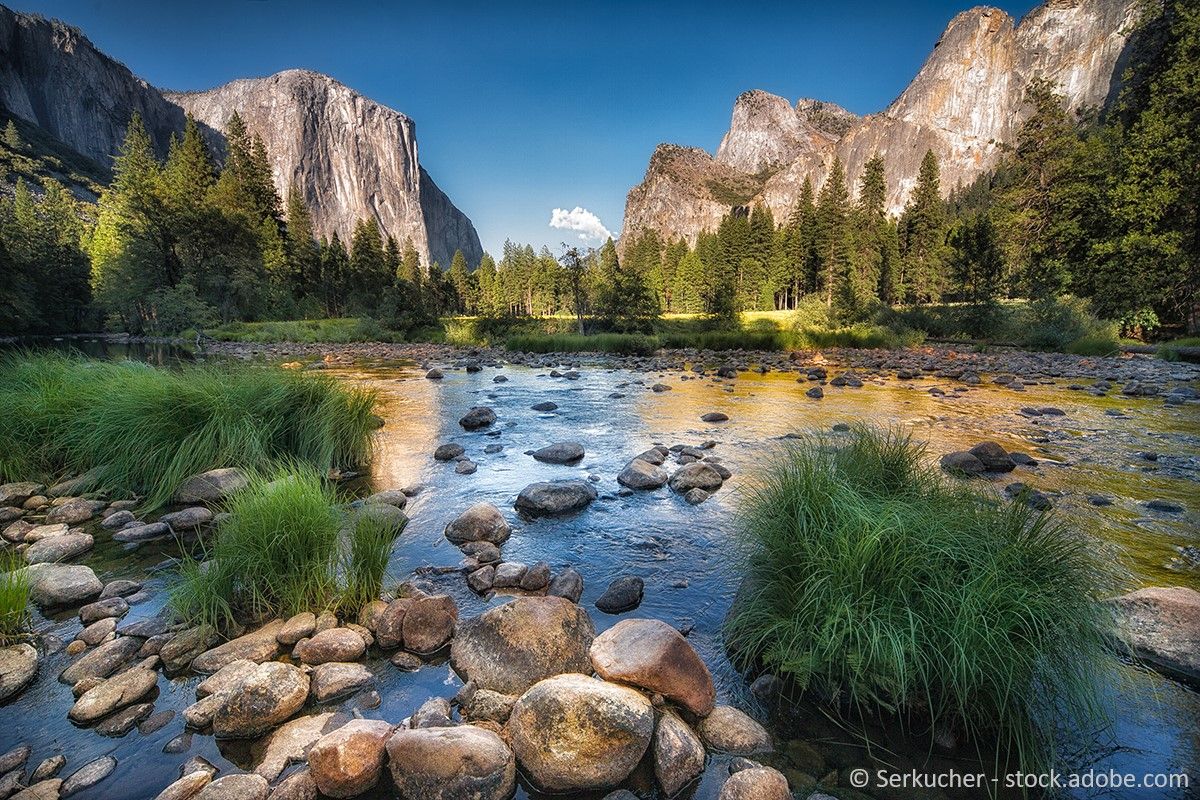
[
  {"x1": 450, "y1": 596, "x2": 595, "y2": 695},
  {"x1": 1111, "y1": 586, "x2": 1200, "y2": 684},
  {"x1": 506, "y1": 673, "x2": 654, "y2": 792},
  {"x1": 60, "y1": 755, "x2": 117, "y2": 797},
  {"x1": 531, "y1": 441, "x2": 586, "y2": 464}
]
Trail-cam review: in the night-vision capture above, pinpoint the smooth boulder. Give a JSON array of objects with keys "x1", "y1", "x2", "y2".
[
  {"x1": 387, "y1": 725, "x2": 516, "y2": 800},
  {"x1": 174, "y1": 468, "x2": 249, "y2": 503},
  {"x1": 506, "y1": 673, "x2": 654, "y2": 792},
  {"x1": 212, "y1": 661, "x2": 309, "y2": 739},
  {"x1": 654, "y1": 710, "x2": 706, "y2": 796},
  {"x1": 531, "y1": 442, "x2": 585, "y2": 464},
  {"x1": 0, "y1": 644, "x2": 38, "y2": 701},
  {"x1": 444, "y1": 503, "x2": 511, "y2": 545},
  {"x1": 459, "y1": 407, "x2": 497, "y2": 430},
  {"x1": 617, "y1": 459, "x2": 668, "y2": 490},
  {"x1": 697, "y1": 705, "x2": 773, "y2": 754},
  {"x1": 308, "y1": 719, "x2": 393, "y2": 798},
  {"x1": 514, "y1": 480, "x2": 597, "y2": 517},
  {"x1": 24, "y1": 563, "x2": 102, "y2": 608},
  {"x1": 668, "y1": 463, "x2": 724, "y2": 493},
  {"x1": 718, "y1": 766, "x2": 791, "y2": 800},
  {"x1": 590, "y1": 618, "x2": 715, "y2": 716},
  {"x1": 1111, "y1": 586, "x2": 1200, "y2": 683},
  {"x1": 450, "y1": 596, "x2": 595, "y2": 695}
]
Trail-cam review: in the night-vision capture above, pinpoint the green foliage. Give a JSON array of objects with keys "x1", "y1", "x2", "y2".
[
  {"x1": 726, "y1": 426, "x2": 1116, "y2": 772},
  {"x1": 1021, "y1": 295, "x2": 1116, "y2": 352},
  {"x1": 169, "y1": 470, "x2": 341, "y2": 629},
  {"x1": 341, "y1": 511, "x2": 404, "y2": 612},
  {"x1": 592, "y1": 237, "x2": 660, "y2": 332},
  {"x1": 899, "y1": 150, "x2": 950, "y2": 304},
  {"x1": 505, "y1": 332, "x2": 660, "y2": 356},
  {"x1": 0, "y1": 552, "x2": 31, "y2": 645},
  {"x1": 0, "y1": 353, "x2": 376, "y2": 509}
]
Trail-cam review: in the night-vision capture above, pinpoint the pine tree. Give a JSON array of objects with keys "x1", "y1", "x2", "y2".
[
  {"x1": 900, "y1": 149, "x2": 949, "y2": 304},
  {"x1": 476, "y1": 252, "x2": 501, "y2": 317},
  {"x1": 842, "y1": 154, "x2": 889, "y2": 317},
  {"x1": 284, "y1": 185, "x2": 320, "y2": 300},
  {"x1": 3, "y1": 120, "x2": 23, "y2": 152},
  {"x1": 814, "y1": 158, "x2": 851, "y2": 309},
  {"x1": 447, "y1": 249, "x2": 474, "y2": 312},
  {"x1": 593, "y1": 237, "x2": 658, "y2": 332}
]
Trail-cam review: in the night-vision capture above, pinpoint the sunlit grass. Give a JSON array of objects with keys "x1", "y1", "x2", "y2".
[
  {"x1": 340, "y1": 511, "x2": 404, "y2": 612},
  {"x1": 726, "y1": 425, "x2": 1118, "y2": 773},
  {"x1": 0, "y1": 352, "x2": 377, "y2": 509}
]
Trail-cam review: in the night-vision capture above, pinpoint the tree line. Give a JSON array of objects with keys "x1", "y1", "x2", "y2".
[{"x1": 1, "y1": 0, "x2": 1194, "y2": 338}]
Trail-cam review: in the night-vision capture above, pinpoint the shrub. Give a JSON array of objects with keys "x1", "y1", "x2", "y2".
[
  {"x1": 0, "y1": 352, "x2": 377, "y2": 508},
  {"x1": 0, "y1": 552, "x2": 31, "y2": 645},
  {"x1": 1018, "y1": 296, "x2": 1114, "y2": 351},
  {"x1": 1066, "y1": 333, "x2": 1123, "y2": 356},
  {"x1": 726, "y1": 426, "x2": 1116, "y2": 771}
]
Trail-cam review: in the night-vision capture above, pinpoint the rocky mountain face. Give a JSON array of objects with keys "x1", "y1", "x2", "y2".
[
  {"x1": 165, "y1": 71, "x2": 481, "y2": 269},
  {"x1": 624, "y1": 0, "x2": 1140, "y2": 247},
  {"x1": 0, "y1": 5, "x2": 481, "y2": 269}
]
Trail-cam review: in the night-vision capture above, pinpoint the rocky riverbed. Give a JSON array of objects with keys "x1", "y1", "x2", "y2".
[{"x1": 0, "y1": 343, "x2": 1197, "y2": 800}]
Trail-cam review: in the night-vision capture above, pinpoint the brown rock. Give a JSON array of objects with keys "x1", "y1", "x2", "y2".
[
  {"x1": 654, "y1": 709, "x2": 706, "y2": 796},
  {"x1": 589, "y1": 618, "x2": 715, "y2": 716},
  {"x1": 293, "y1": 628, "x2": 366, "y2": 665},
  {"x1": 386, "y1": 725, "x2": 515, "y2": 800},
  {"x1": 402, "y1": 594, "x2": 458, "y2": 654},
  {"x1": 307, "y1": 718, "x2": 393, "y2": 798},
  {"x1": 718, "y1": 766, "x2": 791, "y2": 799},
  {"x1": 191, "y1": 620, "x2": 284, "y2": 674},
  {"x1": 697, "y1": 705, "x2": 773, "y2": 754},
  {"x1": 212, "y1": 661, "x2": 309, "y2": 739}
]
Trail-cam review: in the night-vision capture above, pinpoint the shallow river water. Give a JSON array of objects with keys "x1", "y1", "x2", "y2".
[{"x1": 3, "y1": 350, "x2": 1198, "y2": 799}]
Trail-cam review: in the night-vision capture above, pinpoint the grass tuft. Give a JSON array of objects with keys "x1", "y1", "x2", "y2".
[
  {"x1": 340, "y1": 511, "x2": 404, "y2": 612},
  {"x1": 0, "y1": 552, "x2": 31, "y2": 645},
  {"x1": 726, "y1": 425, "x2": 1117, "y2": 773},
  {"x1": 0, "y1": 352, "x2": 377, "y2": 509}
]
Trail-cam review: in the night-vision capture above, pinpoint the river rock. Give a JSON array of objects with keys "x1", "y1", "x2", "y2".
[
  {"x1": 194, "y1": 774, "x2": 268, "y2": 800},
  {"x1": 311, "y1": 662, "x2": 373, "y2": 702},
  {"x1": 387, "y1": 724, "x2": 516, "y2": 800},
  {"x1": 434, "y1": 442, "x2": 466, "y2": 461},
  {"x1": 160, "y1": 625, "x2": 219, "y2": 673},
  {"x1": 548, "y1": 567, "x2": 584, "y2": 603},
  {"x1": 192, "y1": 620, "x2": 284, "y2": 673},
  {"x1": 251, "y1": 712, "x2": 335, "y2": 782},
  {"x1": 11, "y1": 779, "x2": 63, "y2": 800},
  {"x1": 459, "y1": 406, "x2": 496, "y2": 430},
  {"x1": 589, "y1": 618, "x2": 715, "y2": 716},
  {"x1": 24, "y1": 563, "x2": 102, "y2": 608},
  {"x1": 60, "y1": 755, "x2": 117, "y2": 797},
  {"x1": 307, "y1": 719, "x2": 393, "y2": 798},
  {"x1": 45, "y1": 498, "x2": 94, "y2": 525},
  {"x1": 402, "y1": 594, "x2": 458, "y2": 653},
  {"x1": 444, "y1": 503, "x2": 511, "y2": 545},
  {"x1": 100, "y1": 579, "x2": 142, "y2": 599},
  {"x1": 595, "y1": 576, "x2": 644, "y2": 614},
  {"x1": 697, "y1": 706, "x2": 773, "y2": 753},
  {"x1": 95, "y1": 700, "x2": 154, "y2": 736},
  {"x1": 531, "y1": 442, "x2": 585, "y2": 464},
  {"x1": 79, "y1": 596, "x2": 129, "y2": 624},
  {"x1": 1111, "y1": 586, "x2": 1200, "y2": 683},
  {"x1": 270, "y1": 769, "x2": 318, "y2": 800},
  {"x1": 154, "y1": 770, "x2": 210, "y2": 800},
  {"x1": 450, "y1": 596, "x2": 595, "y2": 694},
  {"x1": 669, "y1": 463, "x2": 724, "y2": 493},
  {"x1": 101, "y1": 510, "x2": 136, "y2": 529},
  {"x1": 174, "y1": 468, "x2": 249, "y2": 504},
  {"x1": 159, "y1": 507, "x2": 214, "y2": 529},
  {"x1": 0, "y1": 482, "x2": 42, "y2": 506},
  {"x1": 701, "y1": 411, "x2": 730, "y2": 422},
  {"x1": 531, "y1": 401, "x2": 558, "y2": 411},
  {"x1": 78, "y1": 617, "x2": 118, "y2": 646},
  {"x1": 354, "y1": 501, "x2": 408, "y2": 532},
  {"x1": 718, "y1": 766, "x2": 791, "y2": 799},
  {"x1": 22, "y1": 523, "x2": 68, "y2": 542},
  {"x1": 197, "y1": 659, "x2": 258, "y2": 698},
  {"x1": 294, "y1": 628, "x2": 366, "y2": 665},
  {"x1": 0, "y1": 644, "x2": 38, "y2": 701},
  {"x1": 468, "y1": 565, "x2": 495, "y2": 593},
  {"x1": 507, "y1": 673, "x2": 654, "y2": 792},
  {"x1": 491, "y1": 561, "x2": 526, "y2": 588},
  {"x1": 69, "y1": 660, "x2": 159, "y2": 722},
  {"x1": 514, "y1": 480, "x2": 597, "y2": 517},
  {"x1": 940, "y1": 451, "x2": 986, "y2": 476},
  {"x1": 212, "y1": 661, "x2": 309, "y2": 739},
  {"x1": 60, "y1": 635, "x2": 141, "y2": 684},
  {"x1": 278, "y1": 612, "x2": 317, "y2": 646},
  {"x1": 968, "y1": 441, "x2": 1015, "y2": 472},
  {"x1": 460, "y1": 686, "x2": 518, "y2": 723},
  {"x1": 520, "y1": 561, "x2": 551, "y2": 591},
  {"x1": 24, "y1": 532, "x2": 93, "y2": 564},
  {"x1": 655, "y1": 709, "x2": 706, "y2": 796},
  {"x1": 374, "y1": 598, "x2": 413, "y2": 650},
  {"x1": 112, "y1": 522, "x2": 171, "y2": 543},
  {"x1": 617, "y1": 459, "x2": 668, "y2": 490}
]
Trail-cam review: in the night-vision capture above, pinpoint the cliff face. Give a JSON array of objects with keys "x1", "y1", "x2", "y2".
[
  {"x1": 164, "y1": 71, "x2": 481, "y2": 269},
  {"x1": 0, "y1": 5, "x2": 183, "y2": 161},
  {"x1": 0, "y1": 6, "x2": 481, "y2": 269},
  {"x1": 624, "y1": 0, "x2": 1140, "y2": 246}
]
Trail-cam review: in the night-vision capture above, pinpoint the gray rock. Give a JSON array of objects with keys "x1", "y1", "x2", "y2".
[
  {"x1": 0, "y1": 482, "x2": 43, "y2": 506},
  {"x1": 514, "y1": 480, "x2": 597, "y2": 517},
  {"x1": 459, "y1": 406, "x2": 497, "y2": 430},
  {"x1": 969, "y1": 441, "x2": 1016, "y2": 472},
  {"x1": 445, "y1": 503, "x2": 511, "y2": 545},
  {"x1": 60, "y1": 755, "x2": 117, "y2": 797},
  {"x1": 684, "y1": 488, "x2": 711, "y2": 505},
  {"x1": 174, "y1": 468, "x2": 248, "y2": 504},
  {"x1": 24, "y1": 532, "x2": 93, "y2": 564},
  {"x1": 159, "y1": 507, "x2": 214, "y2": 530},
  {"x1": 311, "y1": 661, "x2": 373, "y2": 702},
  {"x1": 668, "y1": 462, "x2": 724, "y2": 493},
  {"x1": 617, "y1": 458, "x2": 668, "y2": 490},
  {"x1": 112, "y1": 521, "x2": 171, "y2": 543},
  {"x1": 697, "y1": 705, "x2": 773, "y2": 754},
  {"x1": 212, "y1": 661, "x2": 309, "y2": 739},
  {"x1": 69, "y1": 661, "x2": 159, "y2": 722},
  {"x1": 386, "y1": 725, "x2": 515, "y2": 800},
  {"x1": 60, "y1": 635, "x2": 141, "y2": 684},
  {"x1": 364, "y1": 489, "x2": 407, "y2": 509},
  {"x1": 547, "y1": 568, "x2": 584, "y2": 603},
  {"x1": 701, "y1": 411, "x2": 729, "y2": 422},
  {"x1": 0, "y1": 644, "x2": 38, "y2": 701},
  {"x1": 467, "y1": 565, "x2": 496, "y2": 593},
  {"x1": 45, "y1": 498, "x2": 95, "y2": 525},
  {"x1": 425, "y1": 368, "x2": 444, "y2": 379},
  {"x1": 434, "y1": 443, "x2": 466, "y2": 461},
  {"x1": 654, "y1": 709, "x2": 706, "y2": 796},
  {"x1": 79, "y1": 596, "x2": 129, "y2": 624},
  {"x1": 101, "y1": 510, "x2": 137, "y2": 529},
  {"x1": 520, "y1": 561, "x2": 551, "y2": 591},
  {"x1": 454, "y1": 459, "x2": 478, "y2": 474},
  {"x1": 595, "y1": 576, "x2": 644, "y2": 614},
  {"x1": 492, "y1": 562, "x2": 527, "y2": 589},
  {"x1": 531, "y1": 442, "x2": 585, "y2": 464},
  {"x1": 531, "y1": 401, "x2": 558, "y2": 412},
  {"x1": 940, "y1": 451, "x2": 985, "y2": 476},
  {"x1": 24, "y1": 563, "x2": 102, "y2": 608},
  {"x1": 194, "y1": 774, "x2": 269, "y2": 800},
  {"x1": 1110, "y1": 587, "x2": 1200, "y2": 683}
]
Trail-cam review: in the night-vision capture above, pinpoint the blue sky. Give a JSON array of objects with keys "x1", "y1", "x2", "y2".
[{"x1": 20, "y1": 0, "x2": 1036, "y2": 257}]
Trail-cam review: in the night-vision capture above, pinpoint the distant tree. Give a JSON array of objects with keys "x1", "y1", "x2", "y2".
[
  {"x1": 447, "y1": 249, "x2": 474, "y2": 313},
  {"x1": 559, "y1": 244, "x2": 590, "y2": 333},
  {"x1": 949, "y1": 211, "x2": 1006, "y2": 333},
  {"x1": 593, "y1": 237, "x2": 659, "y2": 332},
  {"x1": 284, "y1": 185, "x2": 320, "y2": 301},
  {"x1": 3, "y1": 120, "x2": 23, "y2": 152},
  {"x1": 815, "y1": 158, "x2": 851, "y2": 309}
]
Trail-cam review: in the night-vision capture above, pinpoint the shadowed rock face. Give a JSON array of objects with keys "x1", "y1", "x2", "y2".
[
  {"x1": 624, "y1": 0, "x2": 1139, "y2": 247},
  {"x1": 0, "y1": 8, "x2": 482, "y2": 270}
]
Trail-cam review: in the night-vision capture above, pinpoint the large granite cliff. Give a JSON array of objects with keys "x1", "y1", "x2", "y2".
[
  {"x1": 624, "y1": 0, "x2": 1141, "y2": 246},
  {"x1": 0, "y1": 5, "x2": 481, "y2": 269}
]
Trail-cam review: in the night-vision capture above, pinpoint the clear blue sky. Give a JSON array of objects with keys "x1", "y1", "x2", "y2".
[{"x1": 19, "y1": 0, "x2": 1035, "y2": 257}]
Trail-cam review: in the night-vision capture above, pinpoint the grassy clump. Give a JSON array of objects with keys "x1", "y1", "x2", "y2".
[
  {"x1": 0, "y1": 552, "x2": 31, "y2": 645},
  {"x1": 169, "y1": 471, "x2": 404, "y2": 630},
  {"x1": 726, "y1": 426, "x2": 1116, "y2": 771},
  {"x1": 0, "y1": 352, "x2": 377, "y2": 508},
  {"x1": 204, "y1": 317, "x2": 404, "y2": 344}
]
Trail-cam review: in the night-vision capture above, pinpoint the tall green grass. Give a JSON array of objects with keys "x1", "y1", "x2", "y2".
[
  {"x1": 726, "y1": 426, "x2": 1116, "y2": 773},
  {"x1": 505, "y1": 333, "x2": 660, "y2": 355},
  {"x1": 203, "y1": 318, "x2": 402, "y2": 344},
  {"x1": 169, "y1": 471, "x2": 405, "y2": 630},
  {"x1": 0, "y1": 352, "x2": 377, "y2": 508},
  {"x1": 0, "y1": 552, "x2": 31, "y2": 645}
]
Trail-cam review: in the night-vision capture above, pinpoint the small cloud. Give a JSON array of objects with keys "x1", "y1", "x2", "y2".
[{"x1": 549, "y1": 206, "x2": 612, "y2": 243}]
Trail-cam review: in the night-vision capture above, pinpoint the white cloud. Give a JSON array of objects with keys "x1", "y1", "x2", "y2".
[{"x1": 549, "y1": 206, "x2": 613, "y2": 243}]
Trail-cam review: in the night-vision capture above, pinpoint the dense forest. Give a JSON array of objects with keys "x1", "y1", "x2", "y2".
[{"x1": 0, "y1": 0, "x2": 1195, "y2": 343}]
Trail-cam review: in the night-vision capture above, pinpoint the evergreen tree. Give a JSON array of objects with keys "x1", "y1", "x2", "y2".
[
  {"x1": 2, "y1": 120, "x2": 22, "y2": 151},
  {"x1": 949, "y1": 212, "x2": 1006, "y2": 309},
  {"x1": 447, "y1": 249, "x2": 474, "y2": 313},
  {"x1": 284, "y1": 185, "x2": 320, "y2": 301},
  {"x1": 593, "y1": 237, "x2": 659, "y2": 332},
  {"x1": 476, "y1": 253, "x2": 502, "y2": 317},
  {"x1": 814, "y1": 158, "x2": 851, "y2": 309},
  {"x1": 320, "y1": 233, "x2": 348, "y2": 316},
  {"x1": 900, "y1": 149, "x2": 949, "y2": 304}
]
